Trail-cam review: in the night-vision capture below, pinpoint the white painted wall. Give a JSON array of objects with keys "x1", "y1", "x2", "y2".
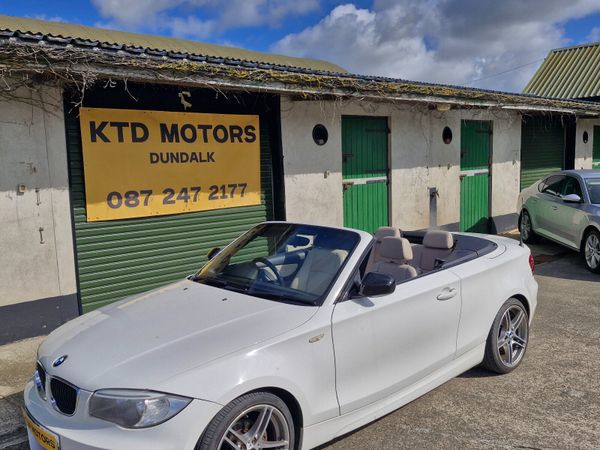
[
  {"x1": 575, "y1": 118, "x2": 600, "y2": 169},
  {"x1": 280, "y1": 96, "x2": 522, "y2": 232},
  {"x1": 0, "y1": 85, "x2": 76, "y2": 307}
]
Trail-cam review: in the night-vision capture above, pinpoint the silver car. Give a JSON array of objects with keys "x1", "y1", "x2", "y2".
[{"x1": 519, "y1": 170, "x2": 600, "y2": 273}]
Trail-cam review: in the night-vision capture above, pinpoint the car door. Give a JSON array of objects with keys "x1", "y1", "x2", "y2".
[
  {"x1": 331, "y1": 270, "x2": 461, "y2": 414},
  {"x1": 553, "y1": 176, "x2": 588, "y2": 248},
  {"x1": 536, "y1": 175, "x2": 565, "y2": 237}
]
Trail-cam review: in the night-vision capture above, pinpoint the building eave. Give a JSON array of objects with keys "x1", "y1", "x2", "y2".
[{"x1": 1, "y1": 39, "x2": 599, "y2": 117}]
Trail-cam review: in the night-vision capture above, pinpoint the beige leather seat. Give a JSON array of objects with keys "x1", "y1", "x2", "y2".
[
  {"x1": 291, "y1": 229, "x2": 355, "y2": 296},
  {"x1": 366, "y1": 226, "x2": 401, "y2": 271},
  {"x1": 416, "y1": 230, "x2": 454, "y2": 272},
  {"x1": 370, "y1": 237, "x2": 417, "y2": 283}
]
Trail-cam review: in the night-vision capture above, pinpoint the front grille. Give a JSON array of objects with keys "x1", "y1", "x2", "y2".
[
  {"x1": 50, "y1": 378, "x2": 78, "y2": 415},
  {"x1": 36, "y1": 363, "x2": 46, "y2": 393}
]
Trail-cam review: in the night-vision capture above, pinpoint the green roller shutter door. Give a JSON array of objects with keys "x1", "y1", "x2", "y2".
[
  {"x1": 520, "y1": 117, "x2": 564, "y2": 190},
  {"x1": 593, "y1": 126, "x2": 600, "y2": 169},
  {"x1": 66, "y1": 110, "x2": 275, "y2": 313}
]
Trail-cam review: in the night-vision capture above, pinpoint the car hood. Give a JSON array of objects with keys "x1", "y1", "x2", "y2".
[{"x1": 37, "y1": 279, "x2": 317, "y2": 392}]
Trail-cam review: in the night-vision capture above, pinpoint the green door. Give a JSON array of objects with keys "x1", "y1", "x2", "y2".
[
  {"x1": 520, "y1": 117, "x2": 564, "y2": 190},
  {"x1": 593, "y1": 126, "x2": 600, "y2": 169},
  {"x1": 460, "y1": 120, "x2": 491, "y2": 233},
  {"x1": 342, "y1": 116, "x2": 389, "y2": 233}
]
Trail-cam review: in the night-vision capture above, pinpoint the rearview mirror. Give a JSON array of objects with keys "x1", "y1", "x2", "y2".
[
  {"x1": 360, "y1": 272, "x2": 396, "y2": 297},
  {"x1": 207, "y1": 247, "x2": 221, "y2": 260},
  {"x1": 562, "y1": 194, "x2": 582, "y2": 203}
]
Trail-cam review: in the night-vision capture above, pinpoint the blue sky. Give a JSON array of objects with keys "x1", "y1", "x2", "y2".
[{"x1": 1, "y1": 1, "x2": 599, "y2": 92}]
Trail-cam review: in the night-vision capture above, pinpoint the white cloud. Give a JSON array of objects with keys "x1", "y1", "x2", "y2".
[
  {"x1": 588, "y1": 27, "x2": 600, "y2": 42},
  {"x1": 91, "y1": 0, "x2": 319, "y2": 39},
  {"x1": 91, "y1": 0, "x2": 177, "y2": 28},
  {"x1": 273, "y1": 0, "x2": 600, "y2": 92}
]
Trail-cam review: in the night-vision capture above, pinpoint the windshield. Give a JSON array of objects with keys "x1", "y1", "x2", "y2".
[
  {"x1": 194, "y1": 223, "x2": 361, "y2": 305},
  {"x1": 585, "y1": 178, "x2": 600, "y2": 204}
]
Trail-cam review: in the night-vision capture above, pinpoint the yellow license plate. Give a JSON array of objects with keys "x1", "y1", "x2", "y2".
[{"x1": 22, "y1": 408, "x2": 60, "y2": 450}]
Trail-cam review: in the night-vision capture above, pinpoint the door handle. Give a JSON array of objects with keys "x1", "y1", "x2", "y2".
[{"x1": 437, "y1": 287, "x2": 458, "y2": 301}]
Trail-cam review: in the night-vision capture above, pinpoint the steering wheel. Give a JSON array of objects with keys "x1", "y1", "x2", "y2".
[{"x1": 252, "y1": 257, "x2": 284, "y2": 286}]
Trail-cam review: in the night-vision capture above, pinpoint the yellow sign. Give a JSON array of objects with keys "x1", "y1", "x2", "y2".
[
  {"x1": 79, "y1": 108, "x2": 261, "y2": 221},
  {"x1": 23, "y1": 408, "x2": 60, "y2": 450}
]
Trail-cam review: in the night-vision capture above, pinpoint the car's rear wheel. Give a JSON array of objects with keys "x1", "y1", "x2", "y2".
[
  {"x1": 583, "y1": 229, "x2": 600, "y2": 274},
  {"x1": 482, "y1": 298, "x2": 529, "y2": 374},
  {"x1": 197, "y1": 391, "x2": 294, "y2": 450},
  {"x1": 519, "y1": 210, "x2": 537, "y2": 244}
]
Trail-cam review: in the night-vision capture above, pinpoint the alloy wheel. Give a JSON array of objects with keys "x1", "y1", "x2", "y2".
[
  {"x1": 496, "y1": 305, "x2": 528, "y2": 367},
  {"x1": 219, "y1": 404, "x2": 290, "y2": 450},
  {"x1": 585, "y1": 233, "x2": 600, "y2": 270}
]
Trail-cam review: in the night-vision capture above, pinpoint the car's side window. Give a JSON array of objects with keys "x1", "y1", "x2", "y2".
[
  {"x1": 541, "y1": 175, "x2": 565, "y2": 197},
  {"x1": 561, "y1": 176, "x2": 583, "y2": 199},
  {"x1": 538, "y1": 179, "x2": 548, "y2": 192}
]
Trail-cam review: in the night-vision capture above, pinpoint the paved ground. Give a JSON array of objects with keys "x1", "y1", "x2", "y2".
[
  {"x1": 1, "y1": 238, "x2": 598, "y2": 450},
  {"x1": 0, "y1": 337, "x2": 42, "y2": 449}
]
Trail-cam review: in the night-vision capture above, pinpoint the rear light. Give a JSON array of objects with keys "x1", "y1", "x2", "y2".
[{"x1": 529, "y1": 254, "x2": 535, "y2": 273}]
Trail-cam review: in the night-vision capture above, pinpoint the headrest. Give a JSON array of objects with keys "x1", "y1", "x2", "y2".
[
  {"x1": 379, "y1": 237, "x2": 413, "y2": 262},
  {"x1": 374, "y1": 226, "x2": 401, "y2": 241},
  {"x1": 423, "y1": 230, "x2": 454, "y2": 249}
]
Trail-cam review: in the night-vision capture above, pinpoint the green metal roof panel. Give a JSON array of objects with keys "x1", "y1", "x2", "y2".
[
  {"x1": 524, "y1": 42, "x2": 600, "y2": 99},
  {"x1": 0, "y1": 14, "x2": 346, "y2": 73}
]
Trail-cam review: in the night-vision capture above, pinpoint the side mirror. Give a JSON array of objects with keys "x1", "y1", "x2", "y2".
[
  {"x1": 562, "y1": 194, "x2": 582, "y2": 203},
  {"x1": 359, "y1": 272, "x2": 396, "y2": 297},
  {"x1": 207, "y1": 247, "x2": 221, "y2": 260}
]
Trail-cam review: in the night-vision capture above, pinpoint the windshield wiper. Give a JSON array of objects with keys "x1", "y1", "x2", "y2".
[
  {"x1": 248, "y1": 290, "x2": 316, "y2": 306},
  {"x1": 194, "y1": 276, "x2": 249, "y2": 294}
]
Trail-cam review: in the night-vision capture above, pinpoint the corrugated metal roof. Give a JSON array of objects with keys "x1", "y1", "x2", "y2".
[
  {"x1": 0, "y1": 14, "x2": 346, "y2": 73},
  {"x1": 524, "y1": 42, "x2": 600, "y2": 99}
]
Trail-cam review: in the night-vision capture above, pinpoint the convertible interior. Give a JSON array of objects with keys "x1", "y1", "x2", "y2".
[
  {"x1": 364, "y1": 226, "x2": 498, "y2": 283},
  {"x1": 197, "y1": 223, "x2": 498, "y2": 304}
]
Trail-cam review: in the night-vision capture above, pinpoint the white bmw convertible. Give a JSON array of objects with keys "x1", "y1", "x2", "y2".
[{"x1": 24, "y1": 222, "x2": 537, "y2": 450}]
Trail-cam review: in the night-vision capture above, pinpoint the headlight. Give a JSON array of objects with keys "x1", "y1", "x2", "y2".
[{"x1": 89, "y1": 389, "x2": 191, "y2": 428}]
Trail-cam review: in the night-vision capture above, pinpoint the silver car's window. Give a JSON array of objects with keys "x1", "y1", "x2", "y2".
[
  {"x1": 562, "y1": 177, "x2": 583, "y2": 198},
  {"x1": 541, "y1": 175, "x2": 565, "y2": 197},
  {"x1": 585, "y1": 178, "x2": 600, "y2": 204},
  {"x1": 194, "y1": 224, "x2": 360, "y2": 305}
]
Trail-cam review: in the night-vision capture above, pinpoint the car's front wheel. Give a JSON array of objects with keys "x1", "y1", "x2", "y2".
[
  {"x1": 197, "y1": 391, "x2": 294, "y2": 450},
  {"x1": 583, "y1": 229, "x2": 600, "y2": 273},
  {"x1": 519, "y1": 210, "x2": 537, "y2": 244},
  {"x1": 482, "y1": 298, "x2": 529, "y2": 374}
]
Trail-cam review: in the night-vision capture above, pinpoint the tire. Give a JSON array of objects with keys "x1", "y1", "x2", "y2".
[
  {"x1": 519, "y1": 210, "x2": 538, "y2": 244},
  {"x1": 196, "y1": 391, "x2": 295, "y2": 450},
  {"x1": 482, "y1": 298, "x2": 529, "y2": 374},
  {"x1": 583, "y1": 229, "x2": 600, "y2": 274}
]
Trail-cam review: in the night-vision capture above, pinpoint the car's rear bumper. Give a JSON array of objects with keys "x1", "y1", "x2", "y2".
[{"x1": 24, "y1": 379, "x2": 222, "y2": 450}]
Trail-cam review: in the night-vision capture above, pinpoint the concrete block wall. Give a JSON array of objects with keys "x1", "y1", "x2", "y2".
[
  {"x1": 0, "y1": 84, "x2": 78, "y2": 344},
  {"x1": 280, "y1": 96, "x2": 522, "y2": 232}
]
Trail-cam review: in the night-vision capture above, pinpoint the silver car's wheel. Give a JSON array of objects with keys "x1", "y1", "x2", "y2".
[
  {"x1": 482, "y1": 298, "x2": 529, "y2": 374},
  {"x1": 197, "y1": 392, "x2": 294, "y2": 450},
  {"x1": 584, "y1": 230, "x2": 600, "y2": 273},
  {"x1": 520, "y1": 210, "x2": 537, "y2": 244}
]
